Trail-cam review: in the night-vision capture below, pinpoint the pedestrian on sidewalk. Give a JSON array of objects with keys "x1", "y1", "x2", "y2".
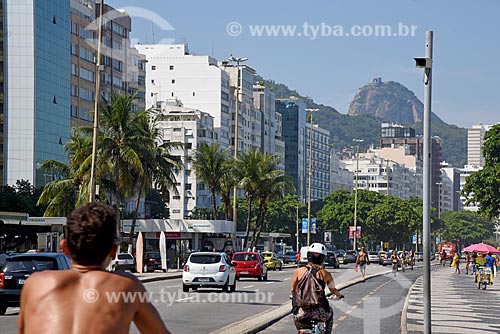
[
  {"x1": 470, "y1": 252, "x2": 477, "y2": 275},
  {"x1": 451, "y1": 252, "x2": 460, "y2": 274},
  {"x1": 465, "y1": 252, "x2": 470, "y2": 275},
  {"x1": 18, "y1": 202, "x2": 171, "y2": 334},
  {"x1": 356, "y1": 247, "x2": 369, "y2": 279}
]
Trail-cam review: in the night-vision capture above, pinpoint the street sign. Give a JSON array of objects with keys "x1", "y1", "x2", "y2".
[
  {"x1": 348, "y1": 226, "x2": 361, "y2": 239},
  {"x1": 301, "y1": 218, "x2": 308, "y2": 233},
  {"x1": 324, "y1": 231, "x2": 332, "y2": 243},
  {"x1": 311, "y1": 218, "x2": 317, "y2": 234}
]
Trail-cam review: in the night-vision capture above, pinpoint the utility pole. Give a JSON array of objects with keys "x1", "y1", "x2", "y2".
[
  {"x1": 89, "y1": 0, "x2": 104, "y2": 202},
  {"x1": 415, "y1": 30, "x2": 433, "y2": 334},
  {"x1": 353, "y1": 139, "x2": 363, "y2": 251},
  {"x1": 305, "y1": 108, "x2": 319, "y2": 246}
]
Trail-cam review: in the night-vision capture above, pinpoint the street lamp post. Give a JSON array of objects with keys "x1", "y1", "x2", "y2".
[
  {"x1": 228, "y1": 55, "x2": 248, "y2": 247},
  {"x1": 353, "y1": 139, "x2": 364, "y2": 251},
  {"x1": 305, "y1": 108, "x2": 319, "y2": 246},
  {"x1": 414, "y1": 30, "x2": 433, "y2": 334}
]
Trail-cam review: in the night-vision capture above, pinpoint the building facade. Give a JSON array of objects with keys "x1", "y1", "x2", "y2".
[
  {"x1": 156, "y1": 99, "x2": 216, "y2": 220},
  {"x1": 135, "y1": 44, "x2": 231, "y2": 150},
  {"x1": 467, "y1": 123, "x2": 494, "y2": 167},
  {"x1": 441, "y1": 165, "x2": 461, "y2": 212},
  {"x1": 5, "y1": 0, "x2": 71, "y2": 187},
  {"x1": 330, "y1": 152, "x2": 354, "y2": 193},
  {"x1": 305, "y1": 123, "x2": 330, "y2": 201}
]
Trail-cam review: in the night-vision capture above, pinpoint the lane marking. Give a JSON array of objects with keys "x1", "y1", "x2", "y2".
[
  {"x1": 284, "y1": 278, "x2": 291, "y2": 281},
  {"x1": 242, "y1": 285, "x2": 254, "y2": 289},
  {"x1": 265, "y1": 281, "x2": 274, "y2": 284},
  {"x1": 175, "y1": 296, "x2": 195, "y2": 302},
  {"x1": 337, "y1": 315, "x2": 346, "y2": 321},
  {"x1": 165, "y1": 285, "x2": 180, "y2": 288}
]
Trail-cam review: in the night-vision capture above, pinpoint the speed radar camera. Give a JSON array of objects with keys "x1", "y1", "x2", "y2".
[{"x1": 414, "y1": 57, "x2": 432, "y2": 69}]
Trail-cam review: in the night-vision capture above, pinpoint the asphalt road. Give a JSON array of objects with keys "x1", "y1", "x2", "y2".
[
  {"x1": 264, "y1": 265, "x2": 422, "y2": 334},
  {"x1": 0, "y1": 263, "x2": 391, "y2": 334}
]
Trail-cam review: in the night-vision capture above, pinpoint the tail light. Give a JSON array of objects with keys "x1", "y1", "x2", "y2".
[
  {"x1": 115, "y1": 260, "x2": 119, "y2": 265},
  {"x1": 149, "y1": 259, "x2": 156, "y2": 263},
  {"x1": 0, "y1": 273, "x2": 4, "y2": 288},
  {"x1": 219, "y1": 265, "x2": 226, "y2": 272},
  {"x1": 183, "y1": 265, "x2": 190, "y2": 272}
]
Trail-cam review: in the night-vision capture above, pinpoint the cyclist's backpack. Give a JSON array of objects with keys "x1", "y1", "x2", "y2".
[{"x1": 295, "y1": 266, "x2": 325, "y2": 309}]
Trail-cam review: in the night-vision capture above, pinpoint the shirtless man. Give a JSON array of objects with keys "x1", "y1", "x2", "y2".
[
  {"x1": 356, "y1": 247, "x2": 369, "y2": 278},
  {"x1": 18, "y1": 202, "x2": 170, "y2": 334}
]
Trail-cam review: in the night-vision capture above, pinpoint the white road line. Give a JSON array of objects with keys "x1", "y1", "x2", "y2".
[
  {"x1": 242, "y1": 285, "x2": 254, "y2": 288},
  {"x1": 284, "y1": 278, "x2": 291, "y2": 281},
  {"x1": 175, "y1": 296, "x2": 195, "y2": 302},
  {"x1": 265, "y1": 281, "x2": 274, "y2": 284},
  {"x1": 165, "y1": 285, "x2": 180, "y2": 288}
]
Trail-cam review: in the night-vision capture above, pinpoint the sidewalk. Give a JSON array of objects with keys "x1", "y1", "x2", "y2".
[{"x1": 403, "y1": 265, "x2": 500, "y2": 334}]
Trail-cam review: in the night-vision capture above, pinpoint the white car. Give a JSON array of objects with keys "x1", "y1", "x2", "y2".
[{"x1": 182, "y1": 252, "x2": 237, "y2": 293}]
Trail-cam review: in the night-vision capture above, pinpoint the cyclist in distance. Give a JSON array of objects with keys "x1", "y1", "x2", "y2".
[{"x1": 291, "y1": 243, "x2": 344, "y2": 334}]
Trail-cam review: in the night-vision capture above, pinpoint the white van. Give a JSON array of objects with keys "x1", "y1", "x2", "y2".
[{"x1": 298, "y1": 246, "x2": 309, "y2": 267}]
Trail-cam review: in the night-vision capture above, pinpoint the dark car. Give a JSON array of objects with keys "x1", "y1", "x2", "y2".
[
  {"x1": 0, "y1": 253, "x2": 71, "y2": 315},
  {"x1": 282, "y1": 251, "x2": 298, "y2": 264},
  {"x1": 343, "y1": 250, "x2": 357, "y2": 264},
  {"x1": 143, "y1": 252, "x2": 167, "y2": 273},
  {"x1": 325, "y1": 251, "x2": 339, "y2": 268}
]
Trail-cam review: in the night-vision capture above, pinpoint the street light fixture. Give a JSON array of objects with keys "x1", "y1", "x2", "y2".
[
  {"x1": 352, "y1": 139, "x2": 364, "y2": 251},
  {"x1": 305, "y1": 108, "x2": 319, "y2": 246},
  {"x1": 228, "y1": 54, "x2": 247, "y2": 246}
]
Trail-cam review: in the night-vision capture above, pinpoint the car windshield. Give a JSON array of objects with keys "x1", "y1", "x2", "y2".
[
  {"x1": 369, "y1": 252, "x2": 378, "y2": 255},
  {"x1": 118, "y1": 254, "x2": 133, "y2": 260},
  {"x1": 190, "y1": 254, "x2": 221, "y2": 264},
  {"x1": 233, "y1": 253, "x2": 257, "y2": 261},
  {"x1": 262, "y1": 252, "x2": 272, "y2": 257},
  {"x1": 346, "y1": 251, "x2": 356, "y2": 255},
  {"x1": 146, "y1": 253, "x2": 161, "y2": 259},
  {"x1": 5, "y1": 258, "x2": 57, "y2": 273},
  {"x1": 285, "y1": 252, "x2": 296, "y2": 256}
]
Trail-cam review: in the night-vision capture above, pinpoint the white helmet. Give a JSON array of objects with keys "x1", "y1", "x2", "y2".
[{"x1": 308, "y1": 243, "x2": 327, "y2": 256}]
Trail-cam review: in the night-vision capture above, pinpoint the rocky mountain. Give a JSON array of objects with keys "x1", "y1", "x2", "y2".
[
  {"x1": 348, "y1": 78, "x2": 443, "y2": 125},
  {"x1": 255, "y1": 76, "x2": 466, "y2": 167}
]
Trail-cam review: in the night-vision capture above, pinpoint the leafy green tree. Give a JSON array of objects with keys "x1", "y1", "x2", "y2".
[
  {"x1": 265, "y1": 195, "x2": 304, "y2": 234},
  {"x1": 440, "y1": 210, "x2": 495, "y2": 248},
  {"x1": 463, "y1": 124, "x2": 500, "y2": 219},
  {"x1": 191, "y1": 143, "x2": 229, "y2": 220}
]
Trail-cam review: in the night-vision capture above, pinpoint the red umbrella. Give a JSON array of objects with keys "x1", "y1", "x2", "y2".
[{"x1": 462, "y1": 243, "x2": 500, "y2": 254}]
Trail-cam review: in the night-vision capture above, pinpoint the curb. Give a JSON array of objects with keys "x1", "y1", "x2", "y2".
[
  {"x1": 212, "y1": 268, "x2": 394, "y2": 334},
  {"x1": 400, "y1": 276, "x2": 420, "y2": 334}
]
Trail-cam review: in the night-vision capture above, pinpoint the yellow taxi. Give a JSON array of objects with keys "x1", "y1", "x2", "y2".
[{"x1": 261, "y1": 251, "x2": 283, "y2": 271}]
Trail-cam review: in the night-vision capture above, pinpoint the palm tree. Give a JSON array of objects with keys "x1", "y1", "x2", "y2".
[
  {"x1": 233, "y1": 148, "x2": 264, "y2": 250},
  {"x1": 249, "y1": 154, "x2": 293, "y2": 249},
  {"x1": 37, "y1": 129, "x2": 110, "y2": 216},
  {"x1": 218, "y1": 161, "x2": 235, "y2": 221},
  {"x1": 98, "y1": 91, "x2": 149, "y2": 223},
  {"x1": 191, "y1": 143, "x2": 229, "y2": 220}
]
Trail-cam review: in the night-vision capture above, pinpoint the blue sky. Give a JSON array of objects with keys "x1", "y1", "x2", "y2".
[{"x1": 108, "y1": 0, "x2": 500, "y2": 128}]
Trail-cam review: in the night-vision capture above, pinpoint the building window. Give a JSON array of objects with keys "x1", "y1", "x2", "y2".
[
  {"x1": 185, "y1": 183, "x2": 192, "y2": 190},
  {"x1": 171, "y1": 92, "x2": 174, "y2": 97},
  {"x1": 169, "y1": 65, "x2": 174, "y2": 70},
  {"x1": 71, "y1": 85, "x2": 78, "y2": 97},
  {"x1": 71, "y1": 64, "x2": 78, "y2": 76},
  {"x1": 151, "y1": 65, "x2": 156, "y2": 70},
  {"x1": 71, "y1": 43, "x2": 78, "y2": 55},
  {"x1": 173, "y1": 195, "x2": 181, "y2": 200},
  {"x1": 192, "y1": 92, "x2": 195, "y2": 96},
  {"x1": 71, "y1": 105, "x2": 78, "y2": 118},
  {"x1": 151, "y1": 79, "x2": 155, "y2": 84},
  {"x1": 171, "y1": 79, "x2": 175, "y2": 84},
  {"x1": 71, "y1": 22, "x2": 78, "y2": 35}
]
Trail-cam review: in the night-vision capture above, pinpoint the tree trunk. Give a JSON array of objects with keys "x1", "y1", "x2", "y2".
[
  {"x1": 210, "y1": 186, "x2": 217, "y2": 220},
  {"x1": 253, "y1": 200, "x2": 267, "y2": 250},
  {"x1": 243, "y1": 194, "x2": 253, "y2": 251},
  {"x1": 130, "y1": 181, "x2": 143, "y2": 240}
]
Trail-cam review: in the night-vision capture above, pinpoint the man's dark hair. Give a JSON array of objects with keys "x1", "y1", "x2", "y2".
[{"x1": 66, "y1": 202, "x2": 117, "y2": 265}]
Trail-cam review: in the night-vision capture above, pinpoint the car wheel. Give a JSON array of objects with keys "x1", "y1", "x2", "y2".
[
  {"x1": 279, "y1": 263, "x2": 283, "y2": 271},
  {"x1": 131, "y1": 268, "x2": 137, "y2": 273},
  {"x1": 162, "y1": 269, "x2": 167, "y2": 273},
  {"x1": 222, "y1": 279, "x2": 230, "y2": 292},
  {"x1": 273, "y1": 264, "x2": 277, "y2": 271},
  {"x1": 230, "y1": 279, "x2": 236, "y2": 293},
  {"x1": 183, "y1": 284, "x2": 190, "y2": 293},
  {"x1": 264, "y1": 272, "x2": 268, "y2": 281},
  {"x1": 0, "y1": 304, "x2": 6, "y2": 315},
  {"x1": 258, "y1": 273, "x2": 263, "y2": 281},
  {"x1": 192, "y1": 286, "x2": 198, "y2": 291}
]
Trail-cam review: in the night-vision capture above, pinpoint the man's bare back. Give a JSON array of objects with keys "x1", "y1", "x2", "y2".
[{"x1": 18, "y1": 266, "x2": 169, "y2": 334}]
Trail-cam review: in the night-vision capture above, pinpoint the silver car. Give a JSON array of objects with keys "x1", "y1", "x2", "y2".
[{"x1": 367, "y1": 251, "x2": 380, "y2": 264}]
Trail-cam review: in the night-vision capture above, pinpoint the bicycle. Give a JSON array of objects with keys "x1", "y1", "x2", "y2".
[
  {"x1": 392, "y1": 261, "x2": 398, "y2": 277},
  {"x1": 298, "y1": 294, "x2": 344, "y2": 334}
]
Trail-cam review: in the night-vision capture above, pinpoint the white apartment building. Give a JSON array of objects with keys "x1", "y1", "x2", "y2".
[
  {"x1": 135, "y1": 44, "x2": 231, "y2": 149},
  {"x1": 305, "y1": 123, "x2": 331, "y2": 201},
  {"x1": 440, "y1": 166, "x2": 461, "y2": 212},
  {"x1": 459, "y1": 165, "x2": 482, "y2": 212},
  {"x1": 343, "y1": 154, "x2": 414, "y2": 200},
  {"x1": 219, "y1": 63, "x2": 261, "y2": 153},
  {"x1": 330, "y1": 153, "x2": 354, "y2": 192},
  {"x1": 156, "y1": 99, "x2": 215, "y2": 220},
  {"x1": 253, "y1": 84, "x2": 285, "y2": 169},
  {"x1": 467, "y1": 123, "x2": 494, "y2": 167}
]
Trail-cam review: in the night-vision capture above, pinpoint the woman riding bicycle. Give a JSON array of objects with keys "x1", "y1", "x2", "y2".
[{"x1": 291, "y1": 243, "x2": 343, "y2": 334}]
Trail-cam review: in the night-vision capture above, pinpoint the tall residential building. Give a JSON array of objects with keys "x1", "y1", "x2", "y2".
[
  {"x1": 135, "y1": 44, "x2": 231, "y2": 149},
  {"x1": 253, "y1": 83, "x2": 285, "y2": 169},
  {"x1": 459, "y1": 165, "x2": 481, "y2": 212},
  {"x1": 0, "y1": 0, "x2": 5, "y2": 185},
  {"x1": 380, "y1": 123, "x2": 442, "y2": 209},
  {"x1": 441, "y1": 164, "x2": 461, "y2": 212},
  {"x1": 467, "y1": 123, "x2": 494, "y2": 167},
  {"x1": 70, "y1": 0, "x2": 146, "y2": 128},
  {"x1": 276, "y1": 97, "x2": 306, "y2": 200},
  {"x1": 330, "y1": 153, "x2": 354, "y2": 193},
  {"x1": 5, "y1": 0, "x2": 71, "y2": 187},
  {"x1": 219, "y1": 62, "x2": 261, "y2": 153},
  {"x1": 156, "y1": 99, "x2": 215, "y2": 220},
  {"x1": 305, "y1": 123, "x2": 330, "y2": 201}
]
